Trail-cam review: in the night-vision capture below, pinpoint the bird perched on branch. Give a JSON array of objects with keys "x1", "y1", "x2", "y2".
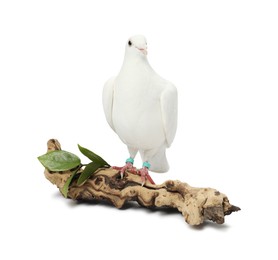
[{"x1": 103, "y1": 35, "x2": 178, "y2": 185}]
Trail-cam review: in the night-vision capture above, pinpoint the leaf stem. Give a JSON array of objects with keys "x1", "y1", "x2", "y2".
[{"x1": 81, "y1": 163, "x2": 89, "y2": 167}]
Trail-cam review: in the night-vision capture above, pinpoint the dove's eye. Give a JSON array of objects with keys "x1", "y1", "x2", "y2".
[{"x1": 128, "y1": 40, "x2": 132, "y2": 46}]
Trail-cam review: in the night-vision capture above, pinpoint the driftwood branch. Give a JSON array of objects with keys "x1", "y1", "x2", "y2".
[{"x1": 44, "y1": 139, "x2": 240, "y2": 225}]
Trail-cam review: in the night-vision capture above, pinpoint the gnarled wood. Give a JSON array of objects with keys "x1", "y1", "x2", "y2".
[{"x1": 44, "y1": 139, "x2": 240, "y2": 225}]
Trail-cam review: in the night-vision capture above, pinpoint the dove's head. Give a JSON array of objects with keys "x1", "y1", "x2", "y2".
[{"x1": 125, "y1": 35, "x2": 148, "y2": 57}]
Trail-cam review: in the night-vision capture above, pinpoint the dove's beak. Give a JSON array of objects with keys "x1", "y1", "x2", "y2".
[{"x1": 137, "y1": 47, "x2": 148, "y2": 56}]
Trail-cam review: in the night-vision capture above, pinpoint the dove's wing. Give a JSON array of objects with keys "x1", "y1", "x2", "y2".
[
  {"x1": 160, "y1": 84, "x2": 178, "y2": 147},
  {"x1": 102, "y1": 77, "x2": 116, "y2": 130}
]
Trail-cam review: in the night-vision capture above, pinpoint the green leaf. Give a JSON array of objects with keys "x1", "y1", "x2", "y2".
[
  {"x1": 78, "y1": 144, "x2": 110, "y2": 167},
  {"x1": 77, "y1": 162, "x2": 102, "y2": 186},
  {"x1": 38, "y1": 150, "x2": 81, "y2": 171},
  {"x1": 61, "y1": 168, "x2": 80, "y2": 198}
]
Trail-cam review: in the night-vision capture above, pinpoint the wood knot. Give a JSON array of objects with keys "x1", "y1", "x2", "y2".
[
  {"x1": 165, "y1": 180, "x2": 175, "y2": 189},
  {"x1": 47, "y1": 139, "x2": 61, "y2": 151},
  {"x1": 94, "y1": 176, "x2": 103, "y2": 186}
]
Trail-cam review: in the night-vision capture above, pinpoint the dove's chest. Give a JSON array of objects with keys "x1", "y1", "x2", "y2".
[
  {"x1": 114, "y1": 66, "x2": 161, "y2": 109},
  {"x1": 112, "y1": 63, "x2": 166, "y2": 146}
]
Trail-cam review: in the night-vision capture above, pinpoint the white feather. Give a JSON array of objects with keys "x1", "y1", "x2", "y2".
[{"x1": 102, "y1": 77, "x2": 116, "y2": 130}]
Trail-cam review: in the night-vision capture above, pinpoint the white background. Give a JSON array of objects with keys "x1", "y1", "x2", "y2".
[{"x1": 0, "y1": 0, "x2": 277, "y2": 259}]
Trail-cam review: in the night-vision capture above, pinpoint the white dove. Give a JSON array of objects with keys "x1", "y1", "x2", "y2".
[{"x1": 102, "y1": 35, "x2": 178, "y2": 185}]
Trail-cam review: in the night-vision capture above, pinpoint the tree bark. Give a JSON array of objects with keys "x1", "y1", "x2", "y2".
[{"x1": 44, "y1": 139, "x2": 240, "y2": 225}]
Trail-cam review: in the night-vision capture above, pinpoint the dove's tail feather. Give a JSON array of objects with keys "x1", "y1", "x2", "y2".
[{"x1": 149, "y1": 145, "x2": 169, "y2": 173}]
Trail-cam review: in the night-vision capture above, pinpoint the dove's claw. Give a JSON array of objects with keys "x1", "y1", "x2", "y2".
[
  {"x1": 112, "y1": 162, "x2": 136, "y2": 179},
  {"x1": 138, "y1": 166, "x2": 155, "y2": 186},
  {"x1": 113, "y1": 161, "x2": 155, "y2": 185}
]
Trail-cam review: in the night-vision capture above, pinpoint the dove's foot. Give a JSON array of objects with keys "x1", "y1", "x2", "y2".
[
  {"x1": 137, "y1": 162, "x2": 155, "y2": 186},
  {"x1": 112, "y1": 158, "x2": 137, "y2": 178}
]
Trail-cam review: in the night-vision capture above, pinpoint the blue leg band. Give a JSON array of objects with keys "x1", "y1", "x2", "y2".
[
  {"x1": 126, "y1": 157, "x2": 134, "y2": 164},
  {"x1": 143, "y1": 161, "x2": 151, "y2": 169}
]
